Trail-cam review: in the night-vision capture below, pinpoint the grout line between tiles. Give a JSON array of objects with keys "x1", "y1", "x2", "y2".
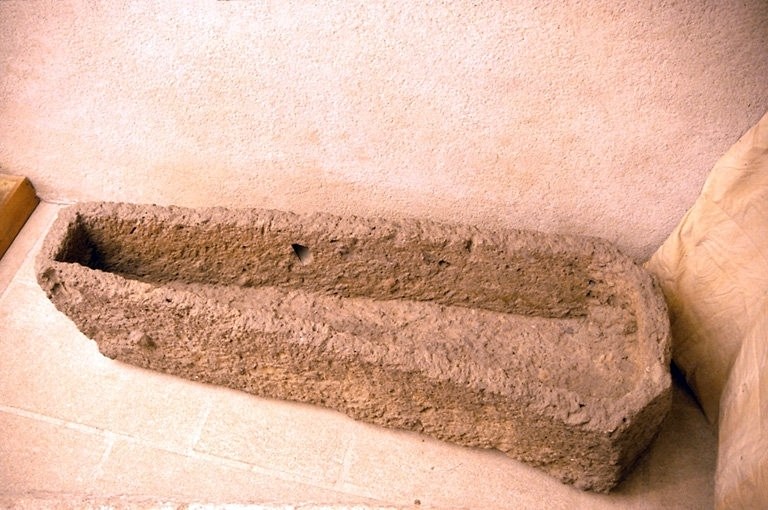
[
  {"x1": 0, "y1": 404, "x2": 109, "y2": 438},
  {"x1": 187, "y1": 396, "x2": 213, "y2": 454},
  {"x1": 334, "y1": 432, "x2": 358, "y2": 489},
  {"x1": 187, "y1": 450, "x2": 268, "y2": 473},
  {"x1": 42, "y1": 198, "x2": 77, "y2": 206},
  {"x1": 92, "y1": 432, "x2": 117, "y2": 479},
  {"x1": 188, "y1": 442, "x2": 335, "y2": 489}
]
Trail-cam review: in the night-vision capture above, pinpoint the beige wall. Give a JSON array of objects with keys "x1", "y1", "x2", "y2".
[{"x1": 1, "y1": 0, "x2": 766, "y2": 260}]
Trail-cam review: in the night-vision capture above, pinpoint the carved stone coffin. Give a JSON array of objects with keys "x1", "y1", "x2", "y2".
[{"x1": 36, "y1": 202, "x2": 671, "y2": 492}]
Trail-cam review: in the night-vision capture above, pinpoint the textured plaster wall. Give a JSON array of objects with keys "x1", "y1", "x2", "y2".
[{"x1": 1, "y1": 0, "x2": 766, "y2": 260}]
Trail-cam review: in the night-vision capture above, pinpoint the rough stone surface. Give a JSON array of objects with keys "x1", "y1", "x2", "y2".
[{"x1": 36, "y1": 202, "x2": 671, "y2": 492}]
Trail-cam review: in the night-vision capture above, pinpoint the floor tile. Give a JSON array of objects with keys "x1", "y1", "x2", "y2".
[
  {"x1": 0, "y1": 411, "x2": 108, "y2": 496},
  {"x1": 92, "y1": 438, "x2": 381, "y2": 506},
  {"x1": 195, "y1": 388, "x2": 352, "y2": 486}
]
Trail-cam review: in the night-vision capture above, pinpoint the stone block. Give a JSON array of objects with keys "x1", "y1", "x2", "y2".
[{"x1": 36, "y1": 202, "x2": 671, "y2": 491}]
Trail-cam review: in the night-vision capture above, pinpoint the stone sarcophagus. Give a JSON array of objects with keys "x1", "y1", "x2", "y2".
[{"x1": 36, "y1": 202, "x2": 671, "y2": 492}]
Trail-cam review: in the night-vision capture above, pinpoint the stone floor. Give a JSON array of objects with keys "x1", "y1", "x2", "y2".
[{"x1": 0, "y1": 202, "x2": 717, "y2": 509}]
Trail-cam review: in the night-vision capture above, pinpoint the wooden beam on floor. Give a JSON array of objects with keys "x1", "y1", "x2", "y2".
[{"x1": 0, "y1": 175, "x2": 39, "y2": 260}]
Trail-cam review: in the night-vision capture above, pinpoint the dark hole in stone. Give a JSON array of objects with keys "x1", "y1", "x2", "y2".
[{"x1": 291, "y1": 243, "x2": 312, "y2": 265}]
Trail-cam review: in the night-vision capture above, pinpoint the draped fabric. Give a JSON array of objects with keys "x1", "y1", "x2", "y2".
[{"x1": 646, "y1": 111, "x2": 768, "y2": 509}]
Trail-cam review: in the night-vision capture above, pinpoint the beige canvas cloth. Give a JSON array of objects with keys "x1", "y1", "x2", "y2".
[{"x1": 646, "y1": 111, "x2": 767, "y2": 509}]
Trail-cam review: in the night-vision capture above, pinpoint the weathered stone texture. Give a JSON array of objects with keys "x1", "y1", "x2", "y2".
[{"x1": 36, "y1": 202, "x2": 671, "y2": 492}]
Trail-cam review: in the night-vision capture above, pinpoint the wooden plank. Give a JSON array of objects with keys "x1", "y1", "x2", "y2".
[{"x1": 0, "y1": 175, "x2": 39, "y2": 260}]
